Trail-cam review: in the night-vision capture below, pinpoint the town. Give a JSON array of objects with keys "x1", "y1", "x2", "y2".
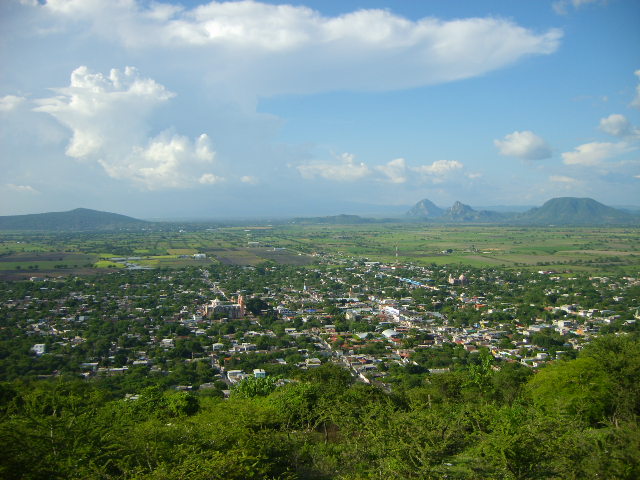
[{"x1": 4, "y1": 252, "x2": 638, "y2": 396}]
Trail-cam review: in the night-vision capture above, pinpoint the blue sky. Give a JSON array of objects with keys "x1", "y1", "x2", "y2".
[{"x1": 1, "y1": 0, "x2": 639, "y2": 218}]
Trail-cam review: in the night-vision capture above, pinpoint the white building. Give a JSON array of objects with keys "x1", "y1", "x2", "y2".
[{"x1": 31, "y1": 344, "x2": 46, "y2": 356}]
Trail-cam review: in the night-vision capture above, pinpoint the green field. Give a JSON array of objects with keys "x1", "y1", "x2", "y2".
[{"x1": 0, "y1": 224, "x2": 638, "y2": 278}]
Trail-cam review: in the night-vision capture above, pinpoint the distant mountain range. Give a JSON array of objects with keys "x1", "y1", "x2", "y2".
[
  {"x1": 0, "y1": 208, "x2": 148, "y2": 231},
  {"x1": 407, "y1": 197, "x2": 639, "y2": 225},
  {"x1": 1, "y1": 198, "x2": 638, "y2": 230}
]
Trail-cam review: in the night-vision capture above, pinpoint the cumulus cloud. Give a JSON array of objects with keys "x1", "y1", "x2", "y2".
[
  {"x1": 6, "y1": 183, "x2": 39, "y2": 194},
  {"x1": 372, "y1": 158, "x2": 466, "y2": 185},
  {"x1": 0, "y1": 95, "x2": 26, "y2": 112},
  {"x1": 494, "y1": 131, "x2": 552, "y2": 160},
  {"x1": 33, "y1": 66, "x2": 222, "y2": 189},
  {"x1": 376, "y1": 158, "x2": 407, "y2": 184},
  {"x1": 599, "y1": 114, "x2": 635, "y2": 138},
  {"x1": 299, "y1": 155, "x2": 466, "y2": 185},
  {"x1": 412, "y1": 160, "x2": 464, "y2": 184},
  {"x1": 631, "y1": 70, "x2": 640, "y2": 110},
  {"x1": 34, "y1": 66, "x2": 174, "y2": 158},
  {"x1": 297, "y1": 153, "x2": 371, "y2": 181},
  {"x1": 562, "y1": 141, "x2": 634, "y2": 166},
  {"x1": 414, "y1": 159, "x2": 464, "y2": 176},
  {"x1": 32, "y1": 0, "x2": 562, "y2": 96},
  {"x1": 98, "y1": 133, "x2": 219, "y2": 190}
]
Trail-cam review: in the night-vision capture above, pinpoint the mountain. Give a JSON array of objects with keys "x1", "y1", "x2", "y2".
[
  {"x1": 406, "y1": 199, "x2": 444, "y2": 218},
  {"x1": 517, "y1": 197, "x2": 637, "y2": 225},
  {"x1": 0, "y1": 208, "x2": 150, "y2": 231},
  {"x1": 440, "y1": 201, "x2": 506, "y2": 222},
  {"x1": 405, "y1": 197, "x2": 638, "y2": 225}
]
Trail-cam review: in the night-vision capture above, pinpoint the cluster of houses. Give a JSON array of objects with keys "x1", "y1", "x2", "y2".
[{"x1": 7, "y1": 259, "x2": 639, "y2": 390}]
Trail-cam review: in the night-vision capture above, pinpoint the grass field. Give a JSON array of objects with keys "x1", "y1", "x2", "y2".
[
  {"x1": 0, "y1": 252, "x2": 97, "y2": 271},
  {"x1": 0, "y1": 224, "x2": 638, "y2": 276}
]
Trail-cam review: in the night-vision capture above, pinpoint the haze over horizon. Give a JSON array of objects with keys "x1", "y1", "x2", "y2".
[{"x1": 1, "y1": 0, "x2": 639, "y2": 219}]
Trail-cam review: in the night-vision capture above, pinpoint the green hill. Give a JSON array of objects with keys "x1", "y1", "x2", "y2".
[
  {"x1": 0, "y1": 208, "x2": 149, "y2": 231},
  {"x1": 518, "y1": 197, "x2": 637, "y2": 225}
]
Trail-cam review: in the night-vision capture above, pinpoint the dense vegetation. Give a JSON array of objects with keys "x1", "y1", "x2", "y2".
[
  {"x1": 1, "y1": 334, "x2": 638, "y2": 479},
  {"x1": 1, "y1": 223, "x2": 639, "y2": 478}
]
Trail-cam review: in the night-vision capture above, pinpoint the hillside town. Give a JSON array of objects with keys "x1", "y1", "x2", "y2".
[{"x1": 3, "y1": 255, "x2": 638, "y2": 395}]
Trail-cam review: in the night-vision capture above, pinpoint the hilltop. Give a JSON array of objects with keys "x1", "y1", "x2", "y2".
[
  {"x1": 516, "y1": 197, "x2": 637, "y2": 225},
  {"x1": 0, "y1": 208, "x2": 149, "y2": 231},
  {"x1": 407, "y1": 199, "x2": 509, "y2": 222},
  {"x1": 440, "y1": 201, "x2": 506, "y2": 222},
  {"x1": 406, "y1": 199, "x2": 444, "y2": 218},
  {"x1": 406, "y1": 197, "x2": 638, "y2": 225}
]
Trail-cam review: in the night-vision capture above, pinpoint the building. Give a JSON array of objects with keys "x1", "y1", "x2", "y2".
[
  {"x1": 205, "y1": 296, "x2": 245, "y2": 319},
  {"x1": 448, "y1": 274, "x2": 468, "y2": 285}
]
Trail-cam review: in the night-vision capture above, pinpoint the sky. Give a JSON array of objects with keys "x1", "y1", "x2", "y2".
[{"x1": 1, "y1": 0, "x2": 639, "y2": 219}]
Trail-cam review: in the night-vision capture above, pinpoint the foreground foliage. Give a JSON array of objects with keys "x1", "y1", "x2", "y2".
[{"x1": 1, "y1": 335, "x2": 639, "y2": 479}]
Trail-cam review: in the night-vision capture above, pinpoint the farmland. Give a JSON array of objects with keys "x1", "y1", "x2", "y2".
[{"x1": 0, "y1": 223, "x2": 638, "y2": 279}]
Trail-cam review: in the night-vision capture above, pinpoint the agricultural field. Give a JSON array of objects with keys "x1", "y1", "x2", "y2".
[
  {"x1": 0, "y1": 223, "x2": 638, "y2": 279},
  {"x1": 256, "y1": 224, "x2": 640, "y2": 274}
]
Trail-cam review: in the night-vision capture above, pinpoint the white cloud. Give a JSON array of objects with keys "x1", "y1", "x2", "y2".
[
  {"x1": 414, "y1": 159, "x2": 464, "y2": 175},
  {"x1": 562, "y1": 141, "x2": 634, "y2": 166},
  {"x1": 6, "y1": 183, "x2": 39, "y2": 194},
  {"x1": 33, "y1": 66, "x2": 222, "y2": 189},
  {"x1": 302, "y1": 156, "x2": 466, "y2": 185},
  {"x1": 32, "y1": 0, "x2": 562, "y2": 96},
  {"x1": 494, "y1": 131, "x2": 552, "y2": 160},
  {"x1": 599, "y1": 114, "x2": 638, "y2": 138},
  {"x1": 240, "y1": 175, "x2": 259, "y2": 185},
  {"x1": 549, "y1": 175, "x2": 578, "y2": 184},
  {"x1": 34, "y1": 66, "x2": 174, "y2": 159},
  {"x1": 376, "y1": 158, "x2": 407, "y2": 184},
  {"x1": 297, "y1": 153, "x2": 371, "y2": 182},
  {"x1": 99, "y1": 132, "x2": 218, "y2": 190},
  {"x1": 199, "y1": 173, "x2": 223, "y2": 185},
  {"x1": 631, "y1": 70, "x2": 640, "y2": 110},
  {"x1": 0, "y1": 95, "x2": 26, "y2": 112},
  {"x1": 410, "y1": 159, "x2": 465, "y2": 184}
]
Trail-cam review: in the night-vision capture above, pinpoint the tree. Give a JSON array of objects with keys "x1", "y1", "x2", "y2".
[{"x1": 231, "y1": 376, "x2": 278, "y2": 399}]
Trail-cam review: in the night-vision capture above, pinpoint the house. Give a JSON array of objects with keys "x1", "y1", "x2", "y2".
[
  {"x1": 305, "y1": 358, "x2": 322, "y2": 368},
  {"x1": 226, "y1": 370, "x2": 247, "y2": 384}
]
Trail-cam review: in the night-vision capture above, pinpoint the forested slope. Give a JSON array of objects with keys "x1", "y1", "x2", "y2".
[{"x1": 1, "y1": 334, "x2": 639, "y2": 479}]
